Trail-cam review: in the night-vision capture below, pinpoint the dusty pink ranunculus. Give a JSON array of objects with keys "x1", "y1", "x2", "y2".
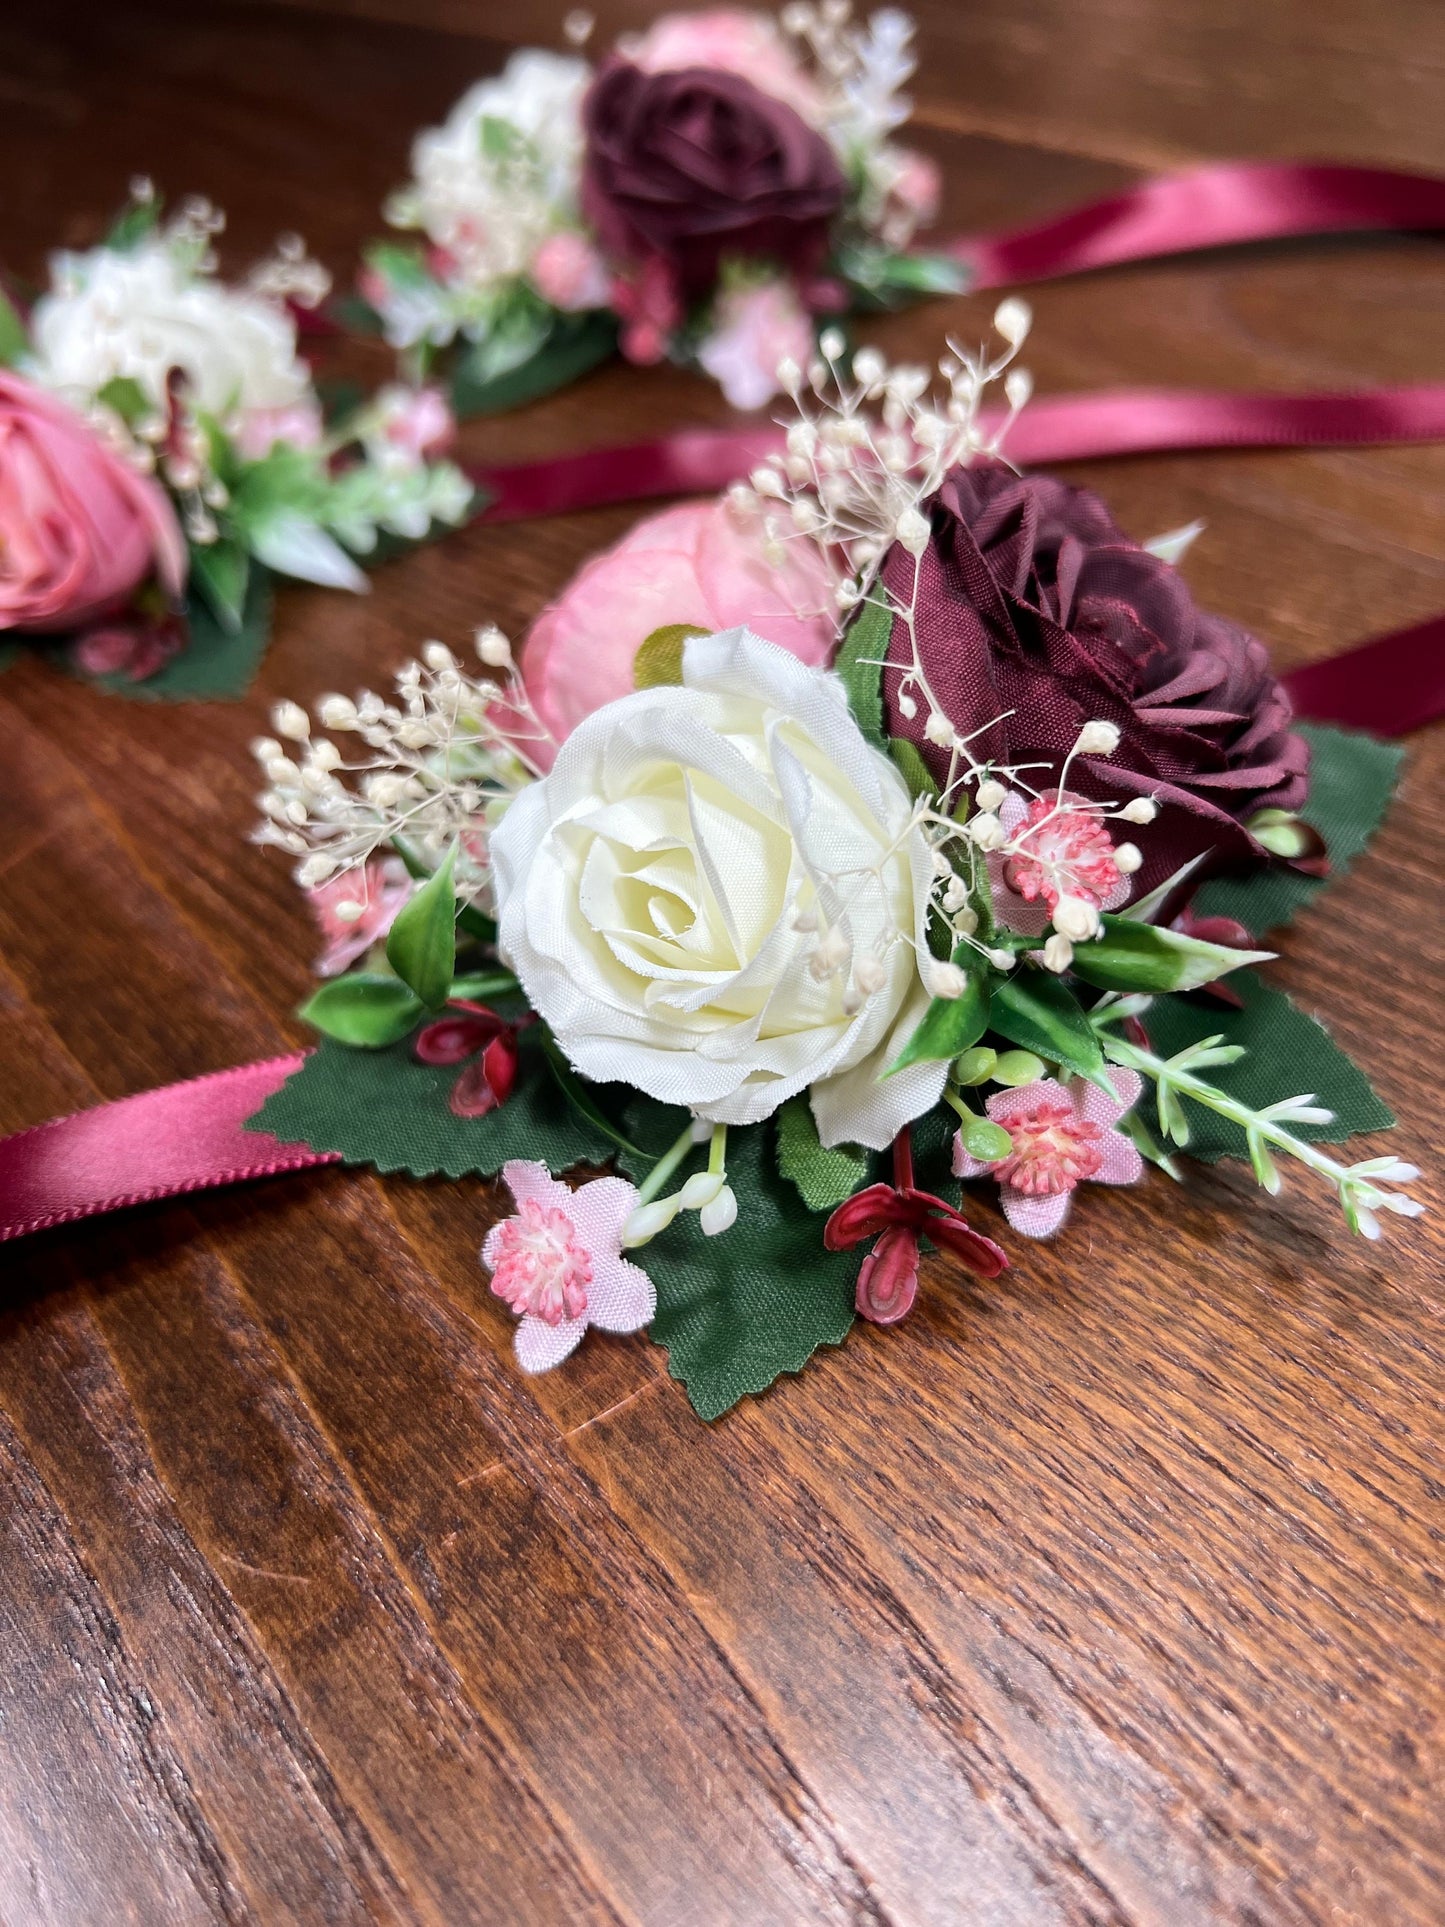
[
  {"x1": 623, "y1": 9, "x2": 824, "y2": 122},
  {"x1": 520, "y1": 496, "x2": 837, "y2": 751},
  {"x1": 531, "y1": 231, "x2": 612, "y2": 312},
  {"x1": 0, "y1": 371, "x2": 185, "y2": 632},
  {"x1": 697, "y1": 278, "x2": 816, "y2": 410}
]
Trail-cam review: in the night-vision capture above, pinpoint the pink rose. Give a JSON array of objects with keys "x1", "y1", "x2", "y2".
[
  {"x1": 0, "y1": 372, "x2": 185, "y2": 632},
  {"x1": 697, "y1": 278, "x2": 816, "y2": 410},
  {"x1": 531, "y1": 232, "x2": 612, "y2": 312},
  {"x1": 625, "y1": 9, "x2": 824, "y2": 123},
  {"x1": 521, "y1": 496, "x2": 836, "y2": 752}
]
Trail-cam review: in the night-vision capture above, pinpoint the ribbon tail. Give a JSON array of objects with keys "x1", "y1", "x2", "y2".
[
  {"x1": 0, "y1": 1054, "x2": 337, "y2": 1243},
  {"x1": 952, "y1": 161, "x2": 1445, "y2": 288},
  {"x1": 1284, "y1": 613, "x2": 1445, "y2": 738}
]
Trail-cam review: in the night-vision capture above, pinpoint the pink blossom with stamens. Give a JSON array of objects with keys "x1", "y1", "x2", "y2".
[
  {"x1": 991, "y1": 789, "x2": 1134, "y2": 935},
  {"x1": 953, "y1": 1072, "x2": 1145, "y2": 1238},
  {"x1": 307, "y1": 857, "x2": 412, "y2": 976},
  {"x1": 482, "y1": 1160, "x2": 656, "y2": 1373}
]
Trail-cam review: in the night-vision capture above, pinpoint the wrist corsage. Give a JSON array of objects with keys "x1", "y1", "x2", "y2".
[
  {"x1": 249, "y1": 312, "x2": 1422, "y2": 1418},
  {"x1": 0, "y1": 183, "x2": 472, "y2": 696},
  {"x1": 358, "y1": 4, "x2": 959, "y2": 416}
]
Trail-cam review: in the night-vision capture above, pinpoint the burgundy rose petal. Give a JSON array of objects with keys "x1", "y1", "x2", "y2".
[
  {"x1": 414, "y1": 1011, "x2": 504, "y2": 1066},
  {"x1": 823, "y1": 1183, "x2": 910, "y2": 1250}
]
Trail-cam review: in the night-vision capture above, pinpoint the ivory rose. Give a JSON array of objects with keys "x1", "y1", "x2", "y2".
[
  {"x1": 521, "y1": 497, "x2": 836, "y2": 751},
  {"x1": 492, "y1": 628, "x2": 946, "y2": 1149},
  {"x1": 0, "y1": 372, "x2": 185, "y2": 632},
  {"x1": 29, "y1": 240, "x2": 312, "y2": 425}
]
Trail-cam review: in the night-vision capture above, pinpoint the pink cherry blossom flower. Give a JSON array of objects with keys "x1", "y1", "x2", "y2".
[
  {"x1": 953, "y1": 1072, "x2": 1145, "y2": 1238},
  {"x1": 374, "y1": 384, "x2": 454, "y2": 461},
  {"x1": 482, "y1": 1161, "x2": 656, "y2": 1373},
  {"x1": 624, "y1": 9, "x2": 824, "y2": 123},
  {"x1": 520, "y1": 495, "x2": 836, "y2": 751},
  {"x1": 611, "y1": 255, "x2": 683, "y2": 365},
  {"x1": 990, "y1": 789, "x2": 1134, "y2": 936},
  {"x1": 235, "y1": 398, "x2": 325, "y2": 460},
  {"x1": 306, "y1": 857, "x2": 411, "y2": 976},
  {"x1": 531, "y1": 231, "x2": 612, "y2": 312},
  {"x1": 697, "y1": 278, "x2": 816, "y2": 411}
]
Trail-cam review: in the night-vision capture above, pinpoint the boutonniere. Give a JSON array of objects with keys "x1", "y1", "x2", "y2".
[
  {"x1": 357, "y1": 4, "x2": 960, "y2": 417},
  {"x1": 0, "y1": 183, "x2": 472, "y2": 696},
  {"x1": 246, "y1": 308, "x2": 1421, "y2": 1418}
]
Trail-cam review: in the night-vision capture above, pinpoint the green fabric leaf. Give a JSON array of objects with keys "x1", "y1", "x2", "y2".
[
  {"x1": 386, "y1": 843, "x2": 457, "y2": 1008},
  {"x1": 990, "y1": 971, "x2": 1108, "y2": 1085},
  {"x1": 889, "y1": 964, "x2": 990, "y2": 1073},
  {"x1": 452, "y1": 310, "x2": 618, "y2": 417},
  {"x1": 1143, "y1": 970, "x2": 1394, "y2": 1163},
  {"x1": 298, "y1": 974, "x2": 424, "y2": 1047},
  {"x1": 538, "y1": 1027, "x2": 647, "y2": 1159},
  {"x1": 1070, "y1": 915, "x2": 1274, "y2": 995},
  {"x1": 775, "y1": 1097, "x2": 868, "y2": 1212},
  {"x1": 246, "y1": 1024, "x2": 618, "y2": 1179},
  {"x1": 888, "y1": 735, "x2": 939, "y2": 802},
  {"x1": 1193, "y1": 724, "x2": 1402, "y2": 935},
  {"x1": 834, "y1": 595, "x2": 891, "y2": 748},
  {"x1": 187, "y1": 536, "x2": 251, "y2": 633},
  {"x1": 0, "y1": 285, "x2": 27, "y2": 366},
  {"x1": 81, "y1": 567, "x2": 273, "y2": 702},
  {"x1": 638, "y1": 1116, "x2": 860, "y2": 1421}
]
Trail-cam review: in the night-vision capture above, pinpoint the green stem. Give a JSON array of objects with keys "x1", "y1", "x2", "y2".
[
  {"x1": 942, "y1": 1087, "x2": 977, "y2": 1125},
  {"x1": 635, "y1": 1123, "x2": 699, "y2": 1207},
  {"x1": 1104, "y1": 1037, "x2": 1361, "y2": 1199},
  {"x1": 707, "y1": 1122, "x2": 728, "y2": 1178}
]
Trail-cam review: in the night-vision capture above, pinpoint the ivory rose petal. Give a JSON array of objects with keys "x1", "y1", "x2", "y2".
[
  {"x1": 521, "y1": 496, "x2": 836, "y2": 750},
  {"x1": 493, "y1": 628, "x2": 947, "y2": 1149}
]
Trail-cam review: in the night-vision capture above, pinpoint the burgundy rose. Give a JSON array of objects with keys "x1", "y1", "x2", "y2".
[
  {"x1": 581, "y1": 59, "x2": 845, "y2": 299},
  {"x1": 880, "y1": 468, "x2": 1310, "y2": 894}
]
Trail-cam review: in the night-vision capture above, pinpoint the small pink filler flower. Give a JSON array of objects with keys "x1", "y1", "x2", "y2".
[
  {"x1": 953, "y1": 1072, "x2": 1145, "y2": 1238},
  {"x1": 483, "y1": 1161, "x2": 656, "y2": 1373}
]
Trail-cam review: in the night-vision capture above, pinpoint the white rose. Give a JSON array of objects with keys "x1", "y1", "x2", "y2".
[
  {"x1": 406, "y1": 51, "x2": 589, "y2": 278},
  {"x1": 492, "y1": 628, "x2": 948, "y2": 1150},
  {"x1": 30, "y1": 242, "x2": 311, "y2": 421}
]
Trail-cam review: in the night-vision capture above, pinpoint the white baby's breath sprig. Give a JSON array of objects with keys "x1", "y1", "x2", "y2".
[{"x1": 252, "y1": 634, "x2": 552, "y2": 909}]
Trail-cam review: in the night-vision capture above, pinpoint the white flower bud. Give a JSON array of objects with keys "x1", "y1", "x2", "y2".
[
  {"x1": 332, "y1": 899, "x2": 367, "y2": 924},
  {"x1": 923, "y1": 709, "x2": 954, "y2": 747},
  {"x1": 896, "y1": 505, "x2": 931, "y2": 555},
  {"x1": 475, "y1": 626, "x2": 513, "y2": 669},
  {"x1": 679, "y1": 1170, "x2": 726, "y2": 1211},
  {"x1": 1052, "y1": 894, "x2": 1101, "y2": 941},
  {"x1": 819, "y1": 327, "x2": 846, "y2": 360},
  {"x1": 1113, "y1": 842, "x2": 1143, "y2": 874},
  {"x1": 992, "y1": 297, "x2": 1032, "y2": 347},
  {"x1": 298, "y1": 854, "x2": 335, "y2": 888},
  {"x1": 775, "y1": 355, "x2": 802, "y2": 394},
  {"x1": 422, "y1": 640, "x2": 455, "y2": 672},
  {"x1": 952, "y1": 906, "x2": 979, "y2": 937},
  {"x1": 941, "y1": 876, "x2": 969, "y2": 913},
  {"x1": 272, "y1": 700, "x2": 310, "y2": 742},
  {"x1": 622, "y1": 1196, "x2": 681, "y2": 1247},
  {"x1": 897, "y1": 691, "x2": 918, "y2": 719},
  {"x1": 1042, "y1": 932, "x2": 1074, "y2": 973},
  {"x1": 853, "y1": 954, "x2": 888, "y2": 996},
  {"x1": 750, "y1": 466, "x2": 785, "y2": 498},
  {"x1": 307, "y1": 739, "x2": 342, "y2": 772},
  {"x1": 700, "y1": 1184, "x2": 738, "y2": 1237},
  {"x1": 968, "y1": 812, "x2": 1005, "y2": 851},
  {"x1": 1076, "y1": 719, "x2": 1121, "y2": 755},
  {"x1": 986, "y1": 947, "x2": 1016, "y2": 971},
  {"x1": 974, "y1": 778, "x2": 1007, "y2": 813},
  {"x1": 926, "y1": 960, "x2": 968, "y2": 1000},
  {"x1": 1120, "y1": 796, "x2": 1158, "y2": 824},
  {"x1": 1004, "y1": 368, "x2": 1033, "y2": 410},
  {"x1": 931, "y1": 849, "x2": 954, "y2": 879},
  {"x1": 318, "y1": 694, "x2": 357, "y2": 729},
  {"x1": 852, "y1": 347, "x2": 886, "y2": 387}
]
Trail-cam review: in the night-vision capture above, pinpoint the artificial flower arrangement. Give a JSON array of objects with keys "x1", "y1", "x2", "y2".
[
  {"x1": 0, "y1": 183, "x2": 472, "y2": 697},
  {"x1": 357, "y1": 4, "x2": 958, "y2": 416},
  {"x1": 247, "y1": 309, "x2": 1421, "y2": 1419}
]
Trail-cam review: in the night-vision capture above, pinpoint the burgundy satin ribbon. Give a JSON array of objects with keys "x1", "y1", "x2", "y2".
[
  {"x1": 471, "y1": 385, "x2": 1445, "y2": 521},
  {"x1": 952, "y1": 161, "x2": 1445, "y2": 288},
  {"x1": 0, "y1": 1057, "x2": 337, "y2": 1244},
  {"x1": 1282, "y1": 613, "x2": 1445, "y2": 737}
]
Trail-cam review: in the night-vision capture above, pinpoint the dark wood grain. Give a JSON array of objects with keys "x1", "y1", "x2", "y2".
[{"x1": 1, "y1": 0, "x2": 1442, "y2": 1920}]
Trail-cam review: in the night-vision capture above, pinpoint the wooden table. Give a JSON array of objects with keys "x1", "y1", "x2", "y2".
[{"x1": 2, "y1": 1, "x2": 1442, "y2": 1919}]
